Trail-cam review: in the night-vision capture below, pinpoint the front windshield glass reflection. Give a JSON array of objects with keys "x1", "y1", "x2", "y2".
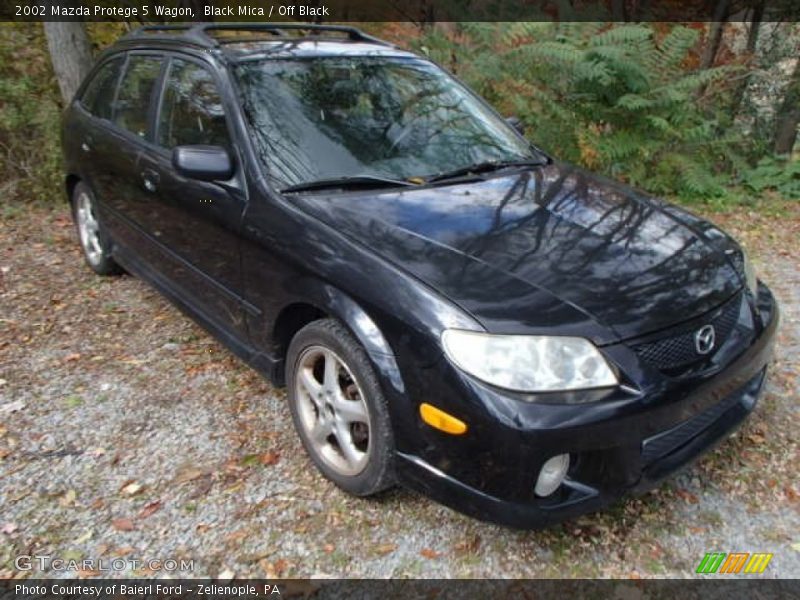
[{"x1": 235, "y1": 57, "x2": 536, "y2": 189}]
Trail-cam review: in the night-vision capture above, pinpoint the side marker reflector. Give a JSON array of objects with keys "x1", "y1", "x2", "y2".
[{"x1": 419, "y1": 403, "x2": 467, "y2": 435}]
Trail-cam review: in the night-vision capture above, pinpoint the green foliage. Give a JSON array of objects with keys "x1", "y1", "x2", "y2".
[
  {"x1": 413, "y1": 23, "x2": 751, "y2": 200},
  {"x1": 741, "y1": 156, "x2": 800, "y2": 198},
  {"x1": 0, "y1": 23, "x2": 126, "y2": 206},
  {"x1": 0, "y1": 23, "x2": 63, "y2": 204}
]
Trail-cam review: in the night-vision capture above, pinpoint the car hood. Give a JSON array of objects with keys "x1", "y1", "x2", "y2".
[{"x1": 292, "y1": 162, "x2": 744, "y2": 343}]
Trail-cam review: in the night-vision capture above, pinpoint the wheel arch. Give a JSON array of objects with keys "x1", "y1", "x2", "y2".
[
  {"x1": 65, "y1": 173, "x2": 81, "y2": 203},
  {"x1": 271, "y1": 283, "x2": 405, "y2": 394}
]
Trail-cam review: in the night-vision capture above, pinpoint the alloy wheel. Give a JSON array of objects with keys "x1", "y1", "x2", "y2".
[
  {"x1": 294, "y1": 345, "x2": 372, "y2": 477},
  {"x1": 75, "y1": 191, "x2": 103, "y2": 266}
]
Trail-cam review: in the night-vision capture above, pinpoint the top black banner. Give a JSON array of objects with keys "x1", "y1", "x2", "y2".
[{"x1": 1, "y1": 0, "x2": 799, "y2": 23}]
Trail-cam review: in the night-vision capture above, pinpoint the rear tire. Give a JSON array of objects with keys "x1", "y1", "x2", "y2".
[
  {"x1": 286, "y1": 318, "x2": 395, "y2": 496},
  {"x1": 71, "y1": 181, "x2": 121, "y2": 276}
]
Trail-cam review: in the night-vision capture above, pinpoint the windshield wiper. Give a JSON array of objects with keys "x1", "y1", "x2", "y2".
[
  {"x1": 426, "y1": 158, "x2": 547, "y2": 184},
  {"x1": 281, "y1": 175, "x2": 415, "y2": 194}
]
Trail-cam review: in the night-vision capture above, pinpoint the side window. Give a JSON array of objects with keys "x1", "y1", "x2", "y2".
[
  {"x1": 113, "y1": 56, "x2": 163, "y2": 138},
  {"x1": 157, "y1": 59, "x2": 230, "y2": 149},
  {"x1": 81, "y1": 56, "x2": 124, "y2": 120}
]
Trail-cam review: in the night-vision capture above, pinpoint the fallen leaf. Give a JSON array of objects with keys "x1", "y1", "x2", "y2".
[
  {"x1": 223, "y1": 482, "x2": 244, "y2": 494},
  {"x1": 225, "y1": 530, "x2": 248, "y2": 543},
  {"x1": 217, "y1": 568, "x2": 235, "y2": 581},
  {"x1": 187, "y1": 477, "x2": 213, "y2": 499},
  {"x1": 453, "y1": 534, "x2": 481, "y2": 555},
  {"x1": 240, "y1": 454, "x2": 261, "y2": 467},
  {"x1": 1, "y1": 523, "x2": 17, "y2": 535},
  {"x1": 175, "y1": 466, "x2": 206, "y2": 484},
  {"x1": 0, "y1": 400, "x2": 25, "y2": 414},
  {"x1": 322, "y1": 544, "x2": 335, "y2": 554},
  {"x1": 688, "y1": 526, "x2": 706, "y2": 534},
  {"x1": 74, "y1": 529, "x2": 93, "y2": 544},
  {"x1": 77, "y1": 569, "x2": 101, "y2": 578},
  {"x1": 139, "y1": 501, "x2": 161, "y2": 519},
  {"x1": 260, "y1": 451, "x2": 280, "y2": 466},
  {"x1": 374, "y1": 543, "x2": 397, "y2": 556},
  {"x1": 420, "y1": 548, "x2": 441, "y2": 559},
  {"x1": 272, "y1": 558, "x2": 289, "y2": 576},
  {"x1": 59, "y1": 489, "x2": 77, "y2": 507},
  {"x1": 120, "y1": 481, "x2": 143, "y2": 496},
  {"x1": 64, "y1": 353, "x2": 81, "y2": 362},
  {"x1": 676, "y1": 489, "x2": 699, "y2": 504},
  {"x1": 112, "y1": 518, "x2": 134, "y2": 532}
]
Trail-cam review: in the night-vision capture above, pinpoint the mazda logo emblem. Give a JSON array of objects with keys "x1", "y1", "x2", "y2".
[{"x1": 694, "y1": 324, "x2": 716, "y2": 355}]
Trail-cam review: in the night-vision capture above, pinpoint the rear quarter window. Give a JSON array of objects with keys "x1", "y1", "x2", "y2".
[
  {"x1": 80, "y1": 56, "x2": 124, "y2": 120},
  {"x1": 113, "y1": 55, "x2": 163, "y2": 139}
]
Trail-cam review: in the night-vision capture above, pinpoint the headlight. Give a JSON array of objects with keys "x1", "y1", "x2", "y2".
[
  {"x1": 441, "y1": 330, "x2": 618, "y2": 393},
  {"x1": 743, "y1": 251, "x2": 758, "y2": 293}
]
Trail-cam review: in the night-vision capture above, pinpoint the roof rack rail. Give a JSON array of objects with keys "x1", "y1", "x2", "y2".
[{"x1": 125, "y1": 22, "x2": 393, "y2": 49}]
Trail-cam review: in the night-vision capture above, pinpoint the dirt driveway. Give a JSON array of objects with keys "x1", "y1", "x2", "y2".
[{"x1": 1, "y1": 202, "x2": 798, "y2": 579}]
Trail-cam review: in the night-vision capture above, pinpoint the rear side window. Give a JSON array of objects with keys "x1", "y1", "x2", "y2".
[
  {"x1": 113, "y1": 56, "x2": 163, "y2": 138},
  {"x1": 81, "y1": 56, "x2": 124, "y2": 120},
  {"x1": 157, "y1": 59, "x2": 230, "y2": 149}
]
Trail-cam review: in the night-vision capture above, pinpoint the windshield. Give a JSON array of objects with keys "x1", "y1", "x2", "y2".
[{"x1": 235, "y1": 57, "x2": 538, "y2": 190}]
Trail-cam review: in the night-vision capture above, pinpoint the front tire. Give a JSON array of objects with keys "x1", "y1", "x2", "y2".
[
  {"x1": 71, "y1": 181, "x2": 121, "y2": 276},
  {"x1": 286, "y1": 318, "x2": 395, "y2": 496}
]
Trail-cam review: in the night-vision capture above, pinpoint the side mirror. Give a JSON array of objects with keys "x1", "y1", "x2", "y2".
[
  {"x1": 506, "y1": 116, "x2": 526, "y2": 136},
  {"x1": 172, "y1": 145, "x2": 233, "y2": 182}
]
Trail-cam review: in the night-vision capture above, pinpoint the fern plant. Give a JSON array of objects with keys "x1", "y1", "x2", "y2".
[
  {"x1": 741, "y1": 156, "x2": 800, "y2": 198},
  {"x1": 413, "y1": 23, "x2": 745, "y2": 199}
]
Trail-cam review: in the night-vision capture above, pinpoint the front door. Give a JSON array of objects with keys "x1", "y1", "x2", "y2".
[{"x1": 136, "y1": 56, "x2": 248, "y2": 338}]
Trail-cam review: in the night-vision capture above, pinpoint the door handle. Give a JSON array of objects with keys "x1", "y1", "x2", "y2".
[{"x1": 141, "y1": 169, "x2": 159, "y2": 193}]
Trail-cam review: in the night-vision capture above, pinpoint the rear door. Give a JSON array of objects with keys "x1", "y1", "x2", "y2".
[
  {"x1": 136, "y1": 55, "x2": 249, "y2": 338},
  {"x1": 68, "y1": 54, "x2": 129, "y2": 236},
  {"x1": 105, "y1": 53, "x2": 166, "y2": 237}
]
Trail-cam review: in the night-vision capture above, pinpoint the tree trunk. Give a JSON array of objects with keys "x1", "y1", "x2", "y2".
[
  {"x1": 730, "y1": 1, "x2": 764, "y2": 117},
  {"x1": 699, "y1": 0, "x2": 731, "y2": 70},
  {"x1": 774, "y1": 58, "x2": 800, "y2": 155},
  {"x1": 611, "y1": 0, "x2": 626, "y2": 21},
  {"x1": 43, "y1": 21, "x2": 93, "y2": 105}
]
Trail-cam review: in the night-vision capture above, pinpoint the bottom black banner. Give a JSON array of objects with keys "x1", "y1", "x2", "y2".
[{"x1": 1, "y1": 579, "x2": 799, "y2": 600}]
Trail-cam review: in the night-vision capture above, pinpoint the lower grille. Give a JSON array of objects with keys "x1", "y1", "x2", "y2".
[
  {"x1": 641, "y1": 393, "x2": 740, "y2": 464},
  {"x1": 632, "y1": 294, "x2": 741, "y2": 371}
]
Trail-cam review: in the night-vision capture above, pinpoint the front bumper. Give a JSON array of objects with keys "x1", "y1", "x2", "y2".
[{"x1": 393, "y1": 283, "x2": 779, "y2": 528}]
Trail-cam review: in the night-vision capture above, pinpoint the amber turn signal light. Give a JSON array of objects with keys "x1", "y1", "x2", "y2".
[{"x1": 419, "y1": 403, "x2": 468, "y2": 435}]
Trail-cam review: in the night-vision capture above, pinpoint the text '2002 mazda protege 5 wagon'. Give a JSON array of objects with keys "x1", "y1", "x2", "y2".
[{"x1": 62, "y1": 23, "x2": 779, "y2": 528}]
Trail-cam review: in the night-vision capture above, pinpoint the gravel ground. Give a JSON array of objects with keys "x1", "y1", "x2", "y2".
[{"x1": 0, "y1": 201, "x2": 798, "y2": 579}]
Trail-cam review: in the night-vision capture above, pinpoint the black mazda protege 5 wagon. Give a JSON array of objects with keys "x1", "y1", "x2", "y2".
[{"x1": 62, "y1": 24, "x2": 779, "y2": 528}]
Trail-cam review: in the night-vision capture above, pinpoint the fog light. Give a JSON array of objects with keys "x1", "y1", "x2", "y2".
[{"x1": 534, "y1": 454, "x2": 569, "y2": 497}]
